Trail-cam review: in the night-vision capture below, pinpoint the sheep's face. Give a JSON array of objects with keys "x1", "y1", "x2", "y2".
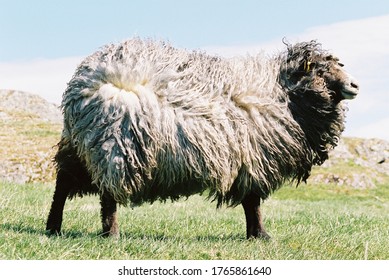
[
  {"x1": 305, "y1": 54, "x2": 359, "y2": 103},
  {"x1": 280, "y1": 41, "x2": 359, "y2": 104}
]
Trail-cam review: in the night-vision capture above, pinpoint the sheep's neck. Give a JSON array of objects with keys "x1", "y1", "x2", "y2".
[{"x1": 287, "y1": 88, "x2": 345, "y2": 166}]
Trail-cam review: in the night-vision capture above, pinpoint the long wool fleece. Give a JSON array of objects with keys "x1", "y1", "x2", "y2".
[{"x1": 59, "y1": 38, "x2": 346, "y2": 206}]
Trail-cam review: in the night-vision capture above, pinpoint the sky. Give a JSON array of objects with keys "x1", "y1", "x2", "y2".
[{"x1": 1, "y1": 0, "x2": 389, "y2": 140}]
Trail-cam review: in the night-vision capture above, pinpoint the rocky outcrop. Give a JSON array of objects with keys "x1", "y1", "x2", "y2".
[
  {"x1": 0, "y1": 89, "x2": 62, "y2": 183},
  {"x1": 0, "y1": 89, "x2": 62, "y2": 123},
  {"x1": 310, "y1": 138, "x2": 389, "y2": 189}
]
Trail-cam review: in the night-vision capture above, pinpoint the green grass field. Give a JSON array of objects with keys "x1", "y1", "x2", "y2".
[{"x1": 1, "y1": 180, "x2": 388, "y2": 260}]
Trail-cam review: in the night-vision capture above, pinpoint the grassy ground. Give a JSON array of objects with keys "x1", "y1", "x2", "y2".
[{"x1": 1, "y1": 180, "x2": 388, "y2": 260}]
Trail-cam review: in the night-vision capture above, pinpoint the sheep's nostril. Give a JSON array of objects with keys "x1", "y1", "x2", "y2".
[{"x1": 351, "y1": 82, "x2": 359, "y2": 90}]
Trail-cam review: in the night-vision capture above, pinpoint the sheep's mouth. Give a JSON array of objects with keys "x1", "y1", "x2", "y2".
[
  {"x1": 340, "y1": 74, "x2": 359, "y2": 100},
  {"x1": 341, "y1": 84, "x2": 359, "y2": 100}
]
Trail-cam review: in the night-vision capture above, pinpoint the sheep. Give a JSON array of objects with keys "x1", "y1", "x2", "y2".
[{"x1": 46, "y1": 38, "x2": 359, "y2": 239}]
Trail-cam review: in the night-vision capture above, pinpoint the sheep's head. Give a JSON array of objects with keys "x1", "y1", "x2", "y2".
[
  {"x1": 279, "y1": 40, "x2": 360, "y2": 166},
  {"x1": 279, "y1": 40, "x2": 359, "y2": 104}
]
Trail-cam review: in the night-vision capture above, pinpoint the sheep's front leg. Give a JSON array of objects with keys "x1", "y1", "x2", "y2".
[
  {"x1": 100, "y1": 192, "x2": 119, "y2": 237},
  {"x1": 241, "y1": 193, "x2": 270, "y2": 240},
  {"x1": 46, "y1": 169, "x2": 72, "y2": 235}
]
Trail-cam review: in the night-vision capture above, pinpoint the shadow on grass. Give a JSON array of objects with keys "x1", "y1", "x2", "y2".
[
  {"x1": 1, "y1": 222, "x2": 44, "y2": 236},
  {"x1": 1, "y1": 222, "x2": 87, "y2": 239},
  {"x1": 119, "y1": 230, "x2": 247, "y2": 242},
  {"x1": 1, "y1": 222, "x2": 267, "y2": 243}
]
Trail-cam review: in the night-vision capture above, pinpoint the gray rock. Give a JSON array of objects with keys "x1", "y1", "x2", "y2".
[
  {"x1": 0, "y1": 89, "x2": 62, "y2": 123},
  {"x1": 309, "y1": 138, "x2": 389, "y2": 189}
]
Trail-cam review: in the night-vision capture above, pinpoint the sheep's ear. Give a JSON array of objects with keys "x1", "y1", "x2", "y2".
[
  {"x1": 303, "y1": 59, "x2": 312, "y2": 72},
  {"x1": 325, "y1": 55, "x2": 339, "y2": 62},
  {"x1": 302, "y1": 59, "x2": 315, "y2": 73}
]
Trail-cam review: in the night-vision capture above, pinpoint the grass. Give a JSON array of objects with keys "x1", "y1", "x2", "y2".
[{"x1": 1, "y1": 181, "x2": 388, "y2": 260}]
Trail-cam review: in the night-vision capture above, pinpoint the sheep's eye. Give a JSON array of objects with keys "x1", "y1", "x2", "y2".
[{"x1": 338, "y1": 62, "x2": 344, "y2": 67}]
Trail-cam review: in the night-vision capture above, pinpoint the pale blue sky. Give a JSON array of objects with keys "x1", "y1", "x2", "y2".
[
  {"x1": 1, "y1": 0, "x2": 389, "y2": 140},
  {"x1": 1, "y1": 0, "x2": 389, "y2": 61}
]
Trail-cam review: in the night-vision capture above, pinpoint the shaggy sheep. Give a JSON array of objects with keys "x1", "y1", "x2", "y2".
[{"x1": 46, "y1": 38, "x2": 359, "y2": 239}]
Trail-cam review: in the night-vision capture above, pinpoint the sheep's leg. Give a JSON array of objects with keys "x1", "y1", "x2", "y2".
[
  {"x1": 241, "y1": 193, "x2": 270, "y2": 240},
  {"x1": 100, "y1": 192, "x2": 119, "y2": 237},
  {"x1": 46, "y1": 169, "x2": 72, "y2": 235}
]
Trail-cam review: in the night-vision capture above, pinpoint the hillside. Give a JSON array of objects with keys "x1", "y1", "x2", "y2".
[
  {"x1": 0, "y1": 90, "x2": 62, "y2": 183},
  {"x1": 310, "y1": 137, "x2": 389, "y2": 189},
  {"x1": 0, "y1": 89, "x2": 62, "y2": 123},
  {"x1": 0, "y1": 89, "x2": 388, "y2": 188}
]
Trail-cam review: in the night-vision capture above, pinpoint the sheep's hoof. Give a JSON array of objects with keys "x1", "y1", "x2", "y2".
[
  {"x1": 258, "y1": 231, "x2": 271, "y2": 240},
  {"x1": 45, "y1": 229, "x2": 62, "y2": 237},
  {"x1": 247, "y1": 231, "x2": 271, "y2": 240},
  {"x1": 100, "y1": 230, "x2": 120, "y2": 238}
]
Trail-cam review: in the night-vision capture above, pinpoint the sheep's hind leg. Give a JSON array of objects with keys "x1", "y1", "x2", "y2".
[
  {"x1": 241, "y1": 193, "x2": 271, "y2": 240},
  {"x1": 100, "y1": 192, "x2": 119, "y2": 237},
  {"x1": 46, "y1": 169, "x2": 72, "y2": 235}
]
